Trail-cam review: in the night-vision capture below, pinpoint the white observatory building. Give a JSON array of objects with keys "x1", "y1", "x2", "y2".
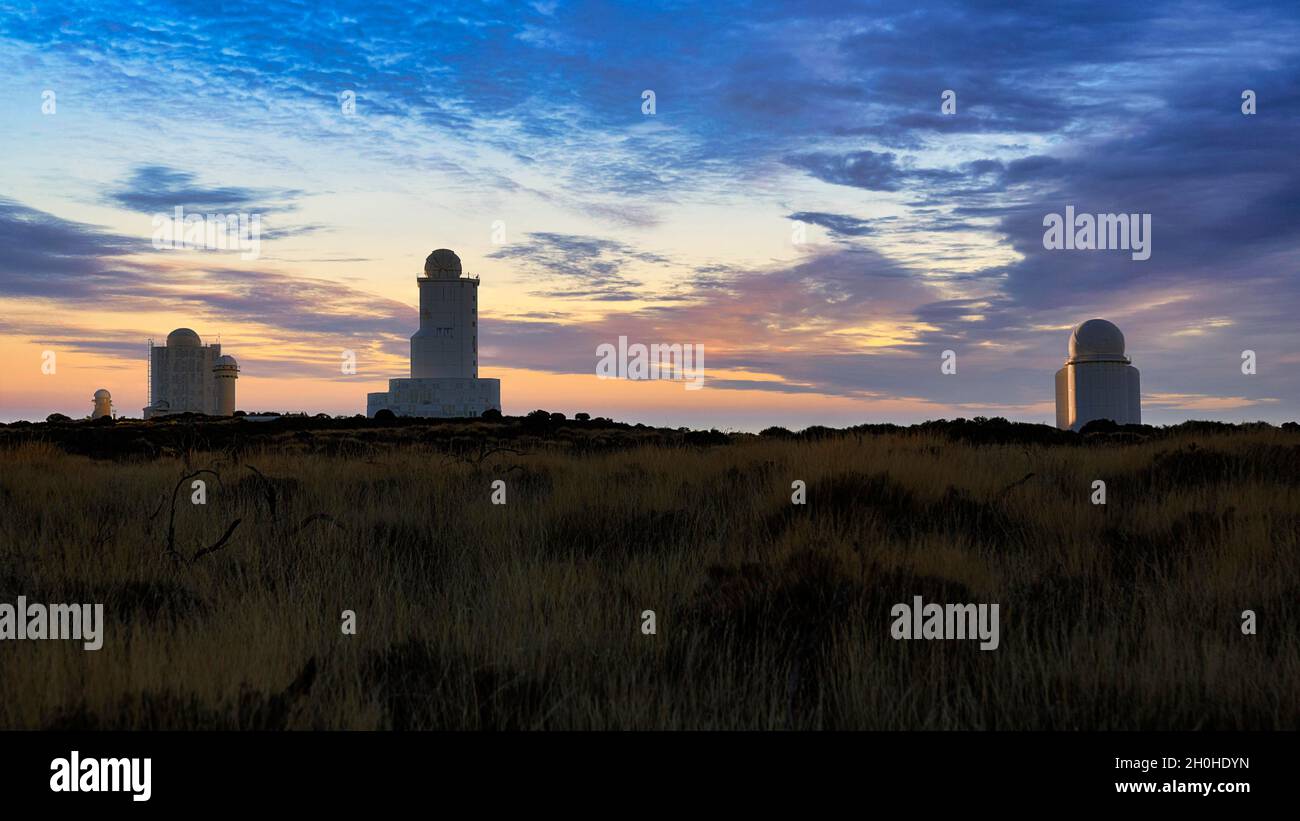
[
  {"x1": 367, "y1": 249, "x2": 501, "y2": 418},
  {"x1": 143, "y1": 328, "x2": 240, "y2": 418},
  {"x1": 1055, "y1": 318, "x2": 1141, "y2": 430},
  {"x1": 214, "y1": 355, "x2": 240, "y2": 416},
  {"x1": 92, "y1": 389, "x2": 113, "y2": 419}
]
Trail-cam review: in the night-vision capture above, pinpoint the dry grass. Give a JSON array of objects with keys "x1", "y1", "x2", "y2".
[{"x1": 1, "y1": 419, "x2": 1297, "y2": 729}]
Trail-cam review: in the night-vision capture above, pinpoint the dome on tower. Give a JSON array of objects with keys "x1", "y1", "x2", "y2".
[
  {"x1": 214, "y1": 355, "x2": 239, "y2": 371},
  {"x1": 1069, "y1": 318, "x2": 1127, "y2": 362},
  {"x1": 167, "y1": 327, "x2": 202, "y2": 347},
  {"x1": 423, "y1": 249, "x2": 462, "y2": 279},
  {"x1": 94, "y1": 389, "x2": 111, "y2": 399}
]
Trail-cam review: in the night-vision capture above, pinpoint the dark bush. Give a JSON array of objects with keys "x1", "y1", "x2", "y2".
[
  {"x1": 797, "y1": 425, "x2": 838, "y2": 440},
  {"x1": 683, "y1": 428, "x2": 730, "y2": 447}
]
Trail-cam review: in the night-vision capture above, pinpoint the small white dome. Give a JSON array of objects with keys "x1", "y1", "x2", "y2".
[
  {"x1": 93, "y1": 388, "x2": 111, "y2": 399},
  {"x1": 214, "y1": 355, "x2": 239, "y2": 371},
  {"x1": 167, "y1": 328, "x2": 202, "y2": 347},
  {"x1": 1069, "y1": 318, "x2": 1127, "y2": 362}
]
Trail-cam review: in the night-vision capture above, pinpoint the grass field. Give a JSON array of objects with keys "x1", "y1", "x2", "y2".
[{"x1": 1, "y1": 416, "x2": 1297, "y2": 729}]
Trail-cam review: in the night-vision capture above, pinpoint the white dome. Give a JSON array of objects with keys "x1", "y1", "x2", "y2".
[
  {"x1": 214, "y1": 355, "x2": 239, "y2": 370},
  {"x1": 423, "y1": 249, "x2": 462, "y2": 279},
  {"x1": 93, "y1": 389, "x2": 111, "y2": 399},
  {"x1": 1069, "y1": 318, "x2": 1127, "y2": 362},
  {"x1": 167, "y1": 328, "x2": 202, "y2": 347}
]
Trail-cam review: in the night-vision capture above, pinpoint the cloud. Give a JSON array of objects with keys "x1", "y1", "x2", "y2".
[
  {"x1": 481, "y1": 245, "x2": 995, "y2": 399},
  {"x1": 0, "y1": 198, "x2": 148, "y2": 297},
  {"x1": 1144, "y1": 393, "x2": 1279, "y2": 411},
  {"x1": 0, "y1": 197, "x2": 414, "y2": 377},
  {"x1": 784, "y1": 151, "x2": 910, "y2": 192},
  {"x1": 487, "y1": 232, "x2": 673, "y2": 301},
  {"x1": 788, "y1": 211, "x2": 874, "y2": 238},
  {"x1": 104, "y1": 165, "x2": 304, "y2": 215}
]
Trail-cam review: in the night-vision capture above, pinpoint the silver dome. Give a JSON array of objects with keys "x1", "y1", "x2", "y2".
[{"x1": 1068, "y1": 318, "x2": 1127, "y2": 362}]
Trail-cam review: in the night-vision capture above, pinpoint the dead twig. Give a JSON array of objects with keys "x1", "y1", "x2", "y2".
[
  {"x1": 146, "y1": 494, "x2": 168, "y2": 521},
  {"x1": 163, "y1": 469, "x2": 220, "y2": 563},
  {"x1": 461, "y1": 442, "x2": 525, "y2": 466},
  {"x1": 289, "y1": 513, "x2": 344, "y2": 537},
  {"x1": 91, "y1": 508, "x2": 118, "y2": 554},
  {"x1": 245, "y1": 464, "x2": 279, "y2": 520},
  {"x1": 191, "y1": 518, "x2": 242, "y2": 562},
  {"x1": 995, "y1": 472, "x2": 1036, "y2": 500}
]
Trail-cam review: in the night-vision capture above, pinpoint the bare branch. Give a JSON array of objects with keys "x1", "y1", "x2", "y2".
[
  {"x1": 191, "y1": 518, "x2": 242, "y2": 562},
  {"x1": 163, "y1": 469, "x2": 220, "y2": 563}
]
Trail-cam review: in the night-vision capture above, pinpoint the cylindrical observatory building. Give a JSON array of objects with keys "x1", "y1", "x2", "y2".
[
  {"x1": 1054, "y1": 318, "x2": 1141, "y2": 430},
  {"x1": 213, "y1": 355, "x2": 240, "y2": 416},
  {"x1": 367, "y1": 249, "x2": 502, "y2": 417},
  {"x1": 92, "y1": 389, "x2": 113, "y2": 419}
]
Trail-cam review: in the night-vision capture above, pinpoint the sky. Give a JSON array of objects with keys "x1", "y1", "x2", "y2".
[{"x1": 1, "y1": 0, "x2": 1297, "y2": 429}]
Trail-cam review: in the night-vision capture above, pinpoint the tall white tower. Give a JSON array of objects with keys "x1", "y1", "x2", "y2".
[
  {"x1": 367, "y1": 249, "x2": 501, "y2": 418},
  {"x1": 213, "y1": 355, "x2": 239, "y2": 416},
  {"x1": 411, "y1": 248, "x2": 479, "y2": 379},
  {"x1": 92, "y1": 389, "x2": 113, "y2": 419},
  {"x1": 1055, "y1": 318, "x2": 1141, "y2": 430}
]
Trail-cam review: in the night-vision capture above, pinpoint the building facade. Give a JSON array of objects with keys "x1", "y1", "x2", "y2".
[{"x1": 143, "y1": 328, "x2": 240, "y2": 418}]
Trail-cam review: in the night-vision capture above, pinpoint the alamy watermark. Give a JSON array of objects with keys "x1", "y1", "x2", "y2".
[
  {"x1": 151, "y1": 206, "x2": 262, "y2": 260},
  {"x1": 596, "y1": 336, "x2": 704, "y2": 390},
  {"x1": 50, "y1": 751, "x2": 150, "y2": 801},
  {"x1": 890, "y1": 595, "x2": 999, "y2": 650},
  {"x1": 0, "y1": 596, "x2": 104, "y2": 650},
  {"x1": 1043, "y1": 205, "x2": 1151, "y2": 261}
]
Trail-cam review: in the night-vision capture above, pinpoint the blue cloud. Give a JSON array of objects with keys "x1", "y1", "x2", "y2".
[
  {"x1": 105, "y1": 165, "x2": 303, "y2": 215},
  {"x1": 487, "y1": 231, "x2": 674, "y2": 301},
  {"x1": 788, "y1": 211, "x2": 875, "y2": 238}
]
